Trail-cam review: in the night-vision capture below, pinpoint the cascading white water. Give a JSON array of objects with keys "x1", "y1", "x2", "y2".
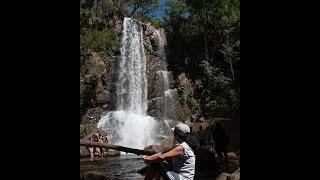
[
  {"x1": 153, "y1": 29, "x2": 178, "y2": 134},
  {"x1": 117, "y1": 18, "x2": 147, "y2": 114},
  {"x1": 156, "y1": 70, "x2": 176, "y2": 120},
  {"x1": 153, "y1": 29, "x2": 165, "y2": 60},
  {"x1": 97, "y1": 17, "x2": 159, "y2": 149}
]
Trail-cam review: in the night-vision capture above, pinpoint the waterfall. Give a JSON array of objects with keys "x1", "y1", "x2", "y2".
[
  {"x1": 97, "y1": 17, "x2": 159, "y2": 149},
  {"x1": 156, "y1": 70, "x2": 176, "y2": 121},
  {"x1": 117, "y1": 18, "x2": 147, "y2": 115},
  {"x1": 154, "y1": 29, "x2": 177, "y2": 133}
]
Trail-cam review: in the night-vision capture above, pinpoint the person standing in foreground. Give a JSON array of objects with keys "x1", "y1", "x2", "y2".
[{"x1": 143, "y1": 123, "x2": 196, "y2": 180}]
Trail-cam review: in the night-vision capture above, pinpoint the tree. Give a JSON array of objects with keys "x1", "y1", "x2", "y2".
[
  {"x1": 126, "y1": 0, "x2": 160, "y2": 17},
  {"x1": 164, "y1": 0, "x2": 240, "y2": 119},
  {"x1": 220, "y1": 38, "x2": 239, "y2": 80},
  {"x1": 95, "y1": 0, "x2": 127, "y2": 19}
]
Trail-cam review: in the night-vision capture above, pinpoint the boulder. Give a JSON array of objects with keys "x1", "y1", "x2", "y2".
[{"x1": 80, "y1": 171, "x2": 109, "y2": 180}]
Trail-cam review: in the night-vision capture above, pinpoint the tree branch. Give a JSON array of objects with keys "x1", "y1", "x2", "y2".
[{"x1": 80, "y1": 140, "x2": 156, "y2": 155}]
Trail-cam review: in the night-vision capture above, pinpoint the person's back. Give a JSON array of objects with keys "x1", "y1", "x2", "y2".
[
  {"x1": 212, "y1": 122, "x2": 229, "y2": 169},
  {"x1": 213, "y1": 129, "x2": 228, "y2": 146},
  {"x1": 213, "y1": 125, "x2": 228, "y2": 147},
  {"x1": 197, "y1": 126, "x2": 206, "y2": 148},
  {"x1": 172, "y1": 142, "x2": 195, "y2": 180}
]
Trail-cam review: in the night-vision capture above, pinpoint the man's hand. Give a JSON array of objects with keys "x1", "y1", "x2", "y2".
[{"x1": 143, "y1": 155, "x2": 150, "y2": 164}]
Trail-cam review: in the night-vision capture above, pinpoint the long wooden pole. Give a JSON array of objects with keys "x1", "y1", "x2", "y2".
[{"x1": 80, "y1": 140, "x2": 156, "y2": 156}]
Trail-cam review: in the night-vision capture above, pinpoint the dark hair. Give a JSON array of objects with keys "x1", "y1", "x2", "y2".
[{"x1": 177, "y1": 133, "x2": 197, "y2": 151}]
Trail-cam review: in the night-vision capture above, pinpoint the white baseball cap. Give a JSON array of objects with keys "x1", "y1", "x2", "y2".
[{"x1": 171, "y1": 123, "x2": 190, "y2": 137}]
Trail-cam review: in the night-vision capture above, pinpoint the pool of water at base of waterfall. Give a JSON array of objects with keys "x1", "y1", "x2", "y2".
[{"x1": 80, "y1": 153, "x2": 146, "y2": 180}]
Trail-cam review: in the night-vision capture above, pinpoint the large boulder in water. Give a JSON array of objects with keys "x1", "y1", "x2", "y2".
[{"x1": 143, "y1": 136, "x2": 175, "y2": 153}]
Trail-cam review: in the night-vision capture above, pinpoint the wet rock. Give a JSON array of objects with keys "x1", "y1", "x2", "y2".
[
  {"x1": 80, "y1": 146, "x2": 89, "y2": 158},
  {"x1": 215, "y1": 172, "x2": 231, "y2": 180},
  {"x1": 80, "y1": 171, "x2": 109, "y2": 180},
  {"x1": 80, "y1": 50, "x2": 115, "y2": 123},
  {"x1": 143, "y1": 137, "x2": 175, "y2": 153},
  {"x1": 106, "y1": 150, "x2": 120, "y2": 157},
  {"x1": 227, "y1": 168, "x2": 240, "y2": 180}
]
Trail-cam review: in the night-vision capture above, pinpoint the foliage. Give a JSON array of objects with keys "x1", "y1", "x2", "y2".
[
  {"x1": 80, "y1": 28, "x2": 119, "y2": 53},
  {"x1": 163, "y1": 0, "x2": 189, "y2": 33},
  {"x1": 164, "y1": 0, "x2": 240, "y2": 119},
  {"x1": 80, "y1": 8, "x2": 105, "y2": 30},
  {"x1": 80, "y1": 122, "x2": 94, "y2": 139},
  {"x1": 80, "y1": 0, "x2": 122, "y2": 72},
  {"x1": 136, "y1": 15, "x2": 165, "y2": 28},
  {"x1": 126, "y1": 0, "x2": 160, "y2": 17},
  {"x1": 177, "y1": 74, "x2": 200, "y2": 116},
  {"x1": 196, "y1": 61, "x2": 239, "y2": 117},
  {"x1": 94, "y1": 0, "x2": 128, "y2": 20}
]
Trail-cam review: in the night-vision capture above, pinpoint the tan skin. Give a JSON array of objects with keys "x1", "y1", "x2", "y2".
[
  {"x1": 142, "y1": 131, "x2": 185, "y2": 180},
  {"x1": 143, "y1": 146, "x2": 184, "y2": 163},
  {"x1": 88, "y1": 137, "x2": 94, "y2": 161},
  {"x1": 98, "y1": 136, "x2": 104, "y2": 158}
]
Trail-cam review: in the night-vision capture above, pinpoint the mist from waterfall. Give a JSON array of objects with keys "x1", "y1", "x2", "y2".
[{"x1": 97, "y1": 17, "x2": 159, "y2": 149}]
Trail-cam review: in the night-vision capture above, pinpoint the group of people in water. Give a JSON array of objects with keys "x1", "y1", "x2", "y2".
[{"x1": 88, "y1": 132, "x2": 108, "y2": 161}]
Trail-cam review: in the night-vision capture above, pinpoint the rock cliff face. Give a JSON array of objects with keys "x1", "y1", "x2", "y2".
[
  {"x1": 80, "y1": 48, "x2": 117, "y2": 123},
  {"x1": 80, "y1": 19, "x2": 180, "y2": 124},
  {"x1": 143, "y1": 22, "x2": 177, "y2": 121}
]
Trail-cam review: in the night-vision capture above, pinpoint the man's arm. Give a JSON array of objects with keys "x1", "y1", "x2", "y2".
[{"x1": 143, "y1": 145, "x2": 184, "y2": 164}]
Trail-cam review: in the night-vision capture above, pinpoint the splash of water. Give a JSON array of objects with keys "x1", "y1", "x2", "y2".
[{"x1": 97, "y1": 111, "x2": 158, "y2": 148}]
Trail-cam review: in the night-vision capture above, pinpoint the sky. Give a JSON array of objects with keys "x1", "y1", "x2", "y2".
[{"x1": 153, "y1": 0, "x2": 169, "y2": 21}]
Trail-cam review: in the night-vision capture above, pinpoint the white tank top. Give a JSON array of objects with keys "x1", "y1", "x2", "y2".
[{"x1": 172, "y1": 142, "x2": 196, "y2": 180}]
